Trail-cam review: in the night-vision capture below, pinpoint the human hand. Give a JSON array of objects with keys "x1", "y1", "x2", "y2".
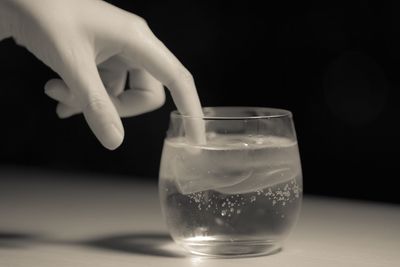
[{"x1": 0, "y1": 0, "x2": 204, "y2": 149}]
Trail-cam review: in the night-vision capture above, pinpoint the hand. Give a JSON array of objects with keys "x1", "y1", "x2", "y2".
[{"x1": 0, "y1": 0, "x2": 204, "y2": 149}]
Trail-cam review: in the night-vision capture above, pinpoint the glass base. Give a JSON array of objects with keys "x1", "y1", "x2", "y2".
[{"x1": 178, "y1": 239, "x2": 282, "y2": 258}]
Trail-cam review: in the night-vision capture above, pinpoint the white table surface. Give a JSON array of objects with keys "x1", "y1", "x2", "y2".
[{"x1": 0, "y1": 167, "x2": 399, "y2": 267}]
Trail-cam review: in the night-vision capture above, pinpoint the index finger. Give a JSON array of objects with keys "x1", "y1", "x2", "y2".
[{"x1": 119, "y1": 22, "x2": 206, "y2": 144}]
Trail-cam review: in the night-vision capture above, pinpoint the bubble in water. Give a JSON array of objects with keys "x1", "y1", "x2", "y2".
[
  {"x1": 215, "y1": 218, "x2": 224, "y2": 225},
  {"x1": 221, "y1": 209, "x2": 227, "y2": 216}
]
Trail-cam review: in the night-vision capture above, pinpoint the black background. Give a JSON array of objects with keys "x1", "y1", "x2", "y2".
[{"x1": 0, "y1": 0, "x2": 399, "y2": 203}]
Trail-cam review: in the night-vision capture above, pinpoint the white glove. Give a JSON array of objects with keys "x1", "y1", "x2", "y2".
[{"x1": 0, "y1": 0, "x2": 204, "y2": 149}]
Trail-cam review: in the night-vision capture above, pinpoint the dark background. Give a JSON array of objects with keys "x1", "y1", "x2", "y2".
[{"x1": 0, "y1": 1, "x2": 399, "y2": 203}]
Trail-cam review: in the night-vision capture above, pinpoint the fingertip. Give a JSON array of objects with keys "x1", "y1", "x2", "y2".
[
  {"x1": 45, "y1": 88, "x2": 59, "y2": 100},
  {"x1": 83, "y1": 111, "x2": 125, "y2": 150},
  {"x1": 44, "y1": 79, "x2": 61, "y2": 91},
  {"x1": 44, "y1": 80, "x2": 58, "y2": 98},
  {"x1": 103, "y1": 123, "x2": 125, "y2": 150}
]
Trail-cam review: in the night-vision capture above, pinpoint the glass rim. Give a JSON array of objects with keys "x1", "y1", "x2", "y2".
[{"x1": 171, "y1": 106, "x2": 293, "y2": 120}]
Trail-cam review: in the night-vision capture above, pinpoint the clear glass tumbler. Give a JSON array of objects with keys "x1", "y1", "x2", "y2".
[{"x1": 159, "y1": 107, "x2": 302, "y2": 257}]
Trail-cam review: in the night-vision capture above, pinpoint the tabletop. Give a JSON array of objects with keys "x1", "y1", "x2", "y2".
[{"x1": 0, "y1": 167, "x2": 399, "y2": 267}]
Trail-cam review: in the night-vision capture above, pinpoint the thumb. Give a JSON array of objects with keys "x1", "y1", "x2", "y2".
[{"x1": 58, "y1": 55, "x2": 124, "y2": 150}]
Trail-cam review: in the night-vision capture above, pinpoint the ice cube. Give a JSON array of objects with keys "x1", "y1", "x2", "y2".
[
  {"x1": 216, "y1": 165, "x2": 299, "y2": 194},
  {"x1": 167, "y1": 134, "x2": 300, "y2": 195},
  {"x1": 173, "y1": 145, "x2": 253, "y2": 194},
  {"x1": 215, "y1": 136, "x2": 301, "y2": 194}
]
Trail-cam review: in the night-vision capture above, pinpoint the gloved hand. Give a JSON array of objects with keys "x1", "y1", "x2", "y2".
[{"x1": 0, "y1": 0, "x2": 204, "y2": 149}]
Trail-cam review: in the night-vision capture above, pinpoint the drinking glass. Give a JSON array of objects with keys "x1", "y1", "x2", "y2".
[{"x1": 159, "y1": 107, "x2": 302, "y2": 257}]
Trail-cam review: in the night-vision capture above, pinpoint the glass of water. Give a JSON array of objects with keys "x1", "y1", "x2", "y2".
[{"x1": 159, "y1": 107, "x2": 302, "y2": 257}]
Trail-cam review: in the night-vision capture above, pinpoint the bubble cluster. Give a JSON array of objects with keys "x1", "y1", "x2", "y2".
[
  {"x1": 263, "y1": 180, "x2": 301, "y2": 206},
  {"x1": 162, "y1": 176, "x2": 303, "y2": 247},
  {"x1": 183, "y1": 179, "x2": 302, "y2": 217}
]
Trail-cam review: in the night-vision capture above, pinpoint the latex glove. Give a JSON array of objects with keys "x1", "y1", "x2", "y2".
[{"x1": 0, "y1": 0, "x2": 204, "y2": 149}]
